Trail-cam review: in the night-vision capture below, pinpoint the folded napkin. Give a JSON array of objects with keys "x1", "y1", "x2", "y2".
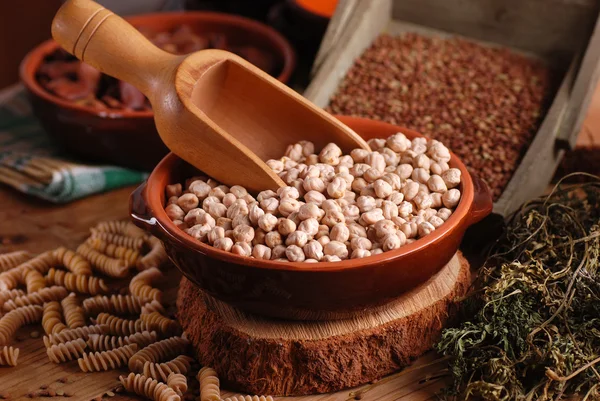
[{"x1": 0, "y1": 85, "x2": 148, "y2": 203}]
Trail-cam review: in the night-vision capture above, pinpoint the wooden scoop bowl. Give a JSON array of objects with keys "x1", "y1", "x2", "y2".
[{"x1": 51, "y1": 0, "x2": 370, "y2": 193}]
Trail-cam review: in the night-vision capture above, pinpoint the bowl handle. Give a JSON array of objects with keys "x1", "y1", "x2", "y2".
[
  {"x1": 467, "y1": 173, "x2": 493, "y2": 225},
  {"x1": 129, "y1": 181, "x2": 161, "y2": 237}
]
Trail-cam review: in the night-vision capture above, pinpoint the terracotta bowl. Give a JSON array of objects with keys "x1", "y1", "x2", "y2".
[
  {"x1": 19, "y1": 12, "x2": 296, "y2": 171},
  {"x1": 130, "y1": 117, "x2": 493, "y2": 320}
]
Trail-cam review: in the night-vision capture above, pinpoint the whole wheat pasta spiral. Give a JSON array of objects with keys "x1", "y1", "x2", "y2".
[
  {"x1": 222, "y1": 396, "x2": 274, "y2": 401},
  {"x1": 128, "y1": 336, "x2": 189, "y2": 372},
  {"x1": 119, "y1": 372, "x2": 180, "y2": 401},
  {"x1": 61, "y1": 293, "x2": 85, "y2": 328},
  {"x1": 141, "y1": 299, "x2": 166, "y2": 315},
  {"x1": 46, "y1": 268, "x2": 108, "y2": 295},
  {"x1": 129, "y1": 267, "x2": 163, "y2": 303},
  {"x1": 43, "y1": 324, "x2": 108, "y2": 348},
  {"x1": 3, "y1": 286, "x2": 68, "y2": 312},
  {"x1": 0, "y1": 251, "x2": 55, "y2": 291},
  {"x1": 198, "y1": 366, "x2": 220, "y2": 401},
  {"x1": 138, "y1": 237, "x2": 168, "y2": 270},
  {"x1": 0, "y1": 251, "x2": 32, "y2": 273},
  {"x1": 140, "y1": 312, "x2": 181, "y2": 337},
  {"x1": 0, "y1": 289, "x2": 25, "y2": 310},
  {"x1": 76, "y1": 243, "x2": 129, "y2": 278},
  {"x1": 53, "y1": 247, "x2": 92, "y2": 276},
  {"x1": 167, "y1": 373, "x2": 187, "y2": 395},
  {"x1": 46, "y1": 338, "x2": 87, "y2": 363},
  {"x1": 90, "y1": 232, "x2": 144, "y2": 250},
  {"x1": 78, "y1": 343, "x2": 138, "y2": 372},
  {"x1": 94, "y1": 313, "x2": 148, "y2": 336},
  {"x1": 87, "y1": 238, "x2": 141, "y2": 267},
  {"x1": 0, "y1": 305, "x2": 43, "y2": 345},
  {"x1": 0, "y1": 346, "x2": 19, "y2": 366},
  {"x1": 143, "y1": 355, "x2": 194, "y2": 382},
  {"x1": 83, "y1": 294, "x2": 146, "y2": 317},
  {"x1": 87, "y1": 331, "x2": 157, "y2": 351},
  {"x1": 23, "y1": 268, "x2": 46, "y2": 294},
  {"x1": 42, "y1": 301, "x2": 67, "y2": 335}
]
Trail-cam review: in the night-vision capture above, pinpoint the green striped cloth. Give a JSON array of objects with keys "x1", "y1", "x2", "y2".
[{"x1": 0, "y1": 85, "x2": 148, "y2": 203}]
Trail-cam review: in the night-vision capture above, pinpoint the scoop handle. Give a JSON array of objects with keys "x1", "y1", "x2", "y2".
[{"x1": 51, "y1": 0, "x2": 178, "y2": 96}]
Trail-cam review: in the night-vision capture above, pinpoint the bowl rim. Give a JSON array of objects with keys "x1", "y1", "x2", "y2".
[
  {"x1": 19, "y1": 10, "x2": 297, "y2": 120},
  {"x1": 141, "y1": 116, "x2": 476, "y2": 272}
]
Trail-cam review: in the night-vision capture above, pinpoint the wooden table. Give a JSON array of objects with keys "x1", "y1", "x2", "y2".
[{"x1": 0, "y1": 185, "x2": 448, "y2": 401}]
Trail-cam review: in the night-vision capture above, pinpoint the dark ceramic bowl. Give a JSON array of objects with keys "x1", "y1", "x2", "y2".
[
  {"x1": 130, "y1": 116, "x2": 492, "y2": 320},
  {"x1": 19, "y1": 12, "x2": 296, "y2": 171}
]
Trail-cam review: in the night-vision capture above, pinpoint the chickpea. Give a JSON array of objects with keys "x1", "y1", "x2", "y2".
[
  {"x1": 286, "y1": 231, "x2": 308, "y2": 247},
  {"x1": 374, "y1": 219, "x2": 396, "y2": 239},
  {"x1": 368, "y1": 138, "x2": 386, "y2": 151},
  {"x1": 355, "y1": 195, "x2": 376, "y2": 213},
  {"x1": 401, "y1": 181, "x2": 420, "y2": 201},
  {"x1": 232, "y1": 242, "x2": 252, "y2": 257},
  {"x1": 363, "y1": 167, "x2": 383, "y2": 183},
  {"x1": 266, "y1": 159, "x2": 284, "y2": 173},
  {"x1": 442, "y1": 189, "x2": 461, "y2": 208},
  {"x1": 304, "y1": 190, "x2": 326, "y2": 207},
  {"x1": 232, "y1": 214, "x2": 251, "y2": 229},
  {"x1": 429, "y1": 215, "x2": 445, "y2": 228},
  {"x1": 278, "y1": 218, "x2": 297, "y2": 236},
  {"x1": 350, "y1": 163, "x2": 371, "y2": 178},
  {"x1": 365, "y1": 152, "x2": 386, "y2": 172},
  {"x1": 351, "y1": 177, "x2": 369, "y2": 193},
  {"x1": 302, "y1": 240, "x2": 323, "y2": 260},
  {"x1": 285, "y1": 245, "x2": 306, "y2": 262},
  {"x1": 278, "y1": 198, "x2": 302, "y2": 217},
  {"x1": 271, "y1": 244, "x2": 287, "y2": 260},
  {"x1": 418, "y1": 221, "x2": 436, "y2": 237},
  {"x1": 177, "y1": 193, "x2": 199, "y2": 213},
  {"x1": 303, "y1": 177, "x2": 326, "y2": 193},
  {"x1": 395, "y1": 163, "x2": 413, "y2": 181},
  {"x1": 350, "y1": 237, "x2": 372, "y2": 250},
  {"x1": 265, "y1": 231, "x2": 283, "y2": 248},
  {"x1": 428, "y1": 142, "x2": 451, "y2": 163},
  {"x1": 322, "y1": 255, "x2": 342, "y2": 262},
  {"x1": 252, "y1": 244, "x2": 272, "y2": 260},
  {"x1": 257, "y1": 189, "x2": 277, "y2": 202},
  {"x1": 209, "y1": 185, "x2": 228, "y2": 200},
  {"x1": 196, "y1": 212, "x2": 216, "y2": 228},
  {"x1": 319, "y1": 143, "x2": 343, "y2": 165},
  {"x1": 413, "y1": 192, "x2": 433, "y2": 210},
  {"x1": 330, "y1": 223, "x2": 350, "y2": 243},
  {"x1": 285, "y1": 143, "x2": 303, "y2": 161},
  {"x1": 290, "y1": 180, "x2": 307, "y2": 197},
  {"x1": 382, "y1": 233, "x2": 404, "y2": 251},
  {"x1": 441, "y1": 168, "x2": 461, "y2": 189},
  {"x1": 189, "y1": 180, "x2": 211, "y2": 199},
  {"x1": 430, "y1": 192, "x2": 443, "y2": 208},
  {"x1": 411, "y1": 137, "x2": 428, "y2": 155},
  {"x1": 430, "y1": 161, "x2": 450, "y2": 175},
  {"x1": 207, "y1": 226, "x2": 225, "y2": 244},
  {"x1": 342, "y1": 204, "x2": 360, "y2": 222},
  {"x1": 399, "y1": 221, "x2": 418, "y2": 239},
  {"x1": 380, "y1": 147, "x2": 399, "y2": 166},
  {"x1": 321, "y1": 210, "x2": 345, "y2": 227},
  {"x1": 324, "y1": 241, "x2": 349, "y2": 259},
  {"x1": 317, "y1": 236, "x2": 331, "y2": 248},
  {"x1": 327, "y1": 177, "x2": 347, "y2": 199},
  {"x1": 305, "y1": 154, "x2": 319, "y2": 165},
  {"x1": 172, "y1": 219, "x2": 186, "y2": 229},
  {"x1": 166, "y1": 183, "x2": 182, "y2": 198},
  {"x1": 351, "y1": 249, "x2": 371, "y2": 259},
  {"x1": 381, "y1": 200, "x2": 399, "y2": 220},
  {"x1": 227, "y1": 199, "x2": 249, "y2": 219},
  {"x1": 427, "y1": 175, "x2": 447, "y2": 193},
  {"x1": 338, "y1": 155, "x2": 354, "y2": 169},
  {"x1": 351, "y1": 148, "x2": 369, "y2": 163},
  {"x1": 260, "y1": 197, "x2": 280, "y2": 214},
  {"x1": 411, "y1": 168, "x2": 430, "y2": 184},
  {"x1": 186, "y1": 224, "x2": 212, "y2": 242},
  {"x1": 437, "y1": 208, "x2": 453, "y2": 221},
  {"x1": 348, "y1": 222, "x2": 367, "y2": 239},
  {"x1": 232, "y1": 224, "x2": 254, "y2": 243},
  {"x1": 216, "y1": 217, "x2": 233, "y2": 231},
  {"x1": 343, "y1": 189, "x2": 356, "y2": 202},
  {"x1": 222, "y1": 193, "x2": 237, "y2": 208},
  {"x1": 248, "y1": 203, "x2": 265, "y2": 226},
  {"x1": 165, "y1": 204, "x2": 185, "y2": 221},
  {"x1": 371, "y1": 248, "x2": 384, "y2": 255},
  {"x1": 203, "y1": 195, "x2": 220, "y2": 210},
  {"x1": 373, "y1": 179, "x2": 393, "y2": 198},
  {"x1": 315, "y1": 224, "x2": 330, "y2": 239},
  {"x1": 252, "y1": 228, "x2": 266, "y2": 246},
  {"x1": 298, "y1": 218, "x2": 319, "y2": 237},
  {"x1": 361, "y1": 209, "x2": 384, "y2": 225},
  {"x1": 386, "y1": 132, "x2": 410, "y2": 152},
  {"x1": 277, "y1": 186, "x2": 300, "y2": 200},
  {"x1": 213, "y1": 237, "x2": 233, "y2": 252},
  {"x1": 167, "y1": 196, "x2": 179, "y2": 205},
  {"x1": 420, "y1": 208, "x2": 438, "y2": 221},
  {"x1": 299, "y1": 140, "x2": 315, "y2": 157}
]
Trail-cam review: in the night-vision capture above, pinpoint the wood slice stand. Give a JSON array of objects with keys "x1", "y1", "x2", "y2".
[{"x1": 177, "y1": 252, "x2": 471, "y2": 397}]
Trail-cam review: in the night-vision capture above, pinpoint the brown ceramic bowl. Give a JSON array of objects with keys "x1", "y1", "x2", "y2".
[
  {"x1": 130, "y1": 117, "x2": 492, "y2": 320},
  {"x1": 19, "y1": 12, "x2": 296, "y2": 171}
]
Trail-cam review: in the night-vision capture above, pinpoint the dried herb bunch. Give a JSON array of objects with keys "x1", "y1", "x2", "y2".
[{"x1": 437, "y1": 173, "x2": 600, "y2": 401}]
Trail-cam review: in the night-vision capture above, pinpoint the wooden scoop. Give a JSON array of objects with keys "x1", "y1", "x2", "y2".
[{"x1": 51, "y1": 0, "x2": 370, "y2": 193}]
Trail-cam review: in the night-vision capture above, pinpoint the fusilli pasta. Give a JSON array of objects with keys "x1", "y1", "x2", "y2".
[
  {"x1": 43, "y1": 324, "x2": 108, "y2": 347},
  {"x1": 94, "y1": 313, "x2": 148, "y2": 336},
  {"x1": 42, "y1": 301, "x2": 67, "y2": 335},
  {"x1": 140, "y1": 312, "x2": 181, "y2": 337},
  {"x1": 76, "y1": 243, "x2": 129, "y2": 278},
  {"x1": 198, "y1": 366, "x2": 221, "y2": 401},
  {"x1": 0, "y1": 251, "x2": 55, "y2": 291},
  {"x1": 53, "y1": 247, "x2": 92, "y2": 276},
  {"x1": 46, "y1": 268, "x2": 108, "y2": 295},
  {"x1": 0, "y1": 289, "x2": 25, "y2": 310},
  {"x1": 222, "y1": 396, "x2": 274, "y2": 401},
  {"x1": 141, "y1": 299, "x2": 166, "y2": 315},
  {"x1": 0, "y1": 305, "x2": 43, "y2": 345},
  {"x1": 78, "y1": 343, "x2": 138, "y2": 372},
  {"x1": 23, "y1": 268, "x2": 46, "y2": 293},
  {"x1": 143, "y1": 355, "x2": 194, "y2": 382},
  {"x1": 119, "y1": 372, "x2": 180, "y2": 401},
  {"x1": 0, "y1": 346, "x2": 19, "y2": 366},
  {"x1": 129, "y1": 267, "x2": 163, "y2": 303},
  {"x1": 128, "y1": 336, "x2": 189, "y2": 372},
  {"x1": 0, "y1": 251, "x2": 32, "y2": 273},
  {"x1": 3, "y1": 286, "x2": 68, "y2": 312},
  {"x1": 138, "y1": 237, "x2": 168, "y2": 270},
  {"x1": 61, "y1": 293, "x2": 85, "y2": 328},
  {"x1": 90, "y1": 231, "x2": 144, "y2": 250},
  {"x1": 87, "y1": 238, "x2": 141, "y2": 267},
  {"x1": 46, "y1": 338, "x2": 87, "y2": 363},
  {"x1": 93, "y1": 220, "x2": 130, "y2": 234},
  {"x1": 87, "y1": 331, "x2": 157, "y2": 351},
  {"x1": 83, "y1": 294, "x2": 146, "y2": 317},
  {"x1": 167, "y1": 373, "x2": 187, "y2": 395}
]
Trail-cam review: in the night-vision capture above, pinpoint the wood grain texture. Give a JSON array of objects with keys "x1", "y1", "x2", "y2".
[
  {"x1": 177, "y1": 253, "x2": 470, "y2": 396},
  {"x1": 0, "y1": 184, "x2": 450, "y2": 400}
]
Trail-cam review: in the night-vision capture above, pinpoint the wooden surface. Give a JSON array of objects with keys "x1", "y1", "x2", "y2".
[
  {"x1": 0, "y1": 184, "x2": 452, "y2": 400},
  {"x1": 304, "y1": 0, "x2": 600, "y2": 217},
  {"x1": 177, "y1": 254, "x2": 470, "y2": 396}
]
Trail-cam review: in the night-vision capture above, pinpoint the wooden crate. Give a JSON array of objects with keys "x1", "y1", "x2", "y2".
[{"x1": 305, "y1": 0, "x2": 600, "y2": 216}]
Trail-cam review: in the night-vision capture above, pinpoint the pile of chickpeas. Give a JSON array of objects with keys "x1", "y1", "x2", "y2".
[{"x1": 164, "y1": 133, "x2": 462, "y2": 263}]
